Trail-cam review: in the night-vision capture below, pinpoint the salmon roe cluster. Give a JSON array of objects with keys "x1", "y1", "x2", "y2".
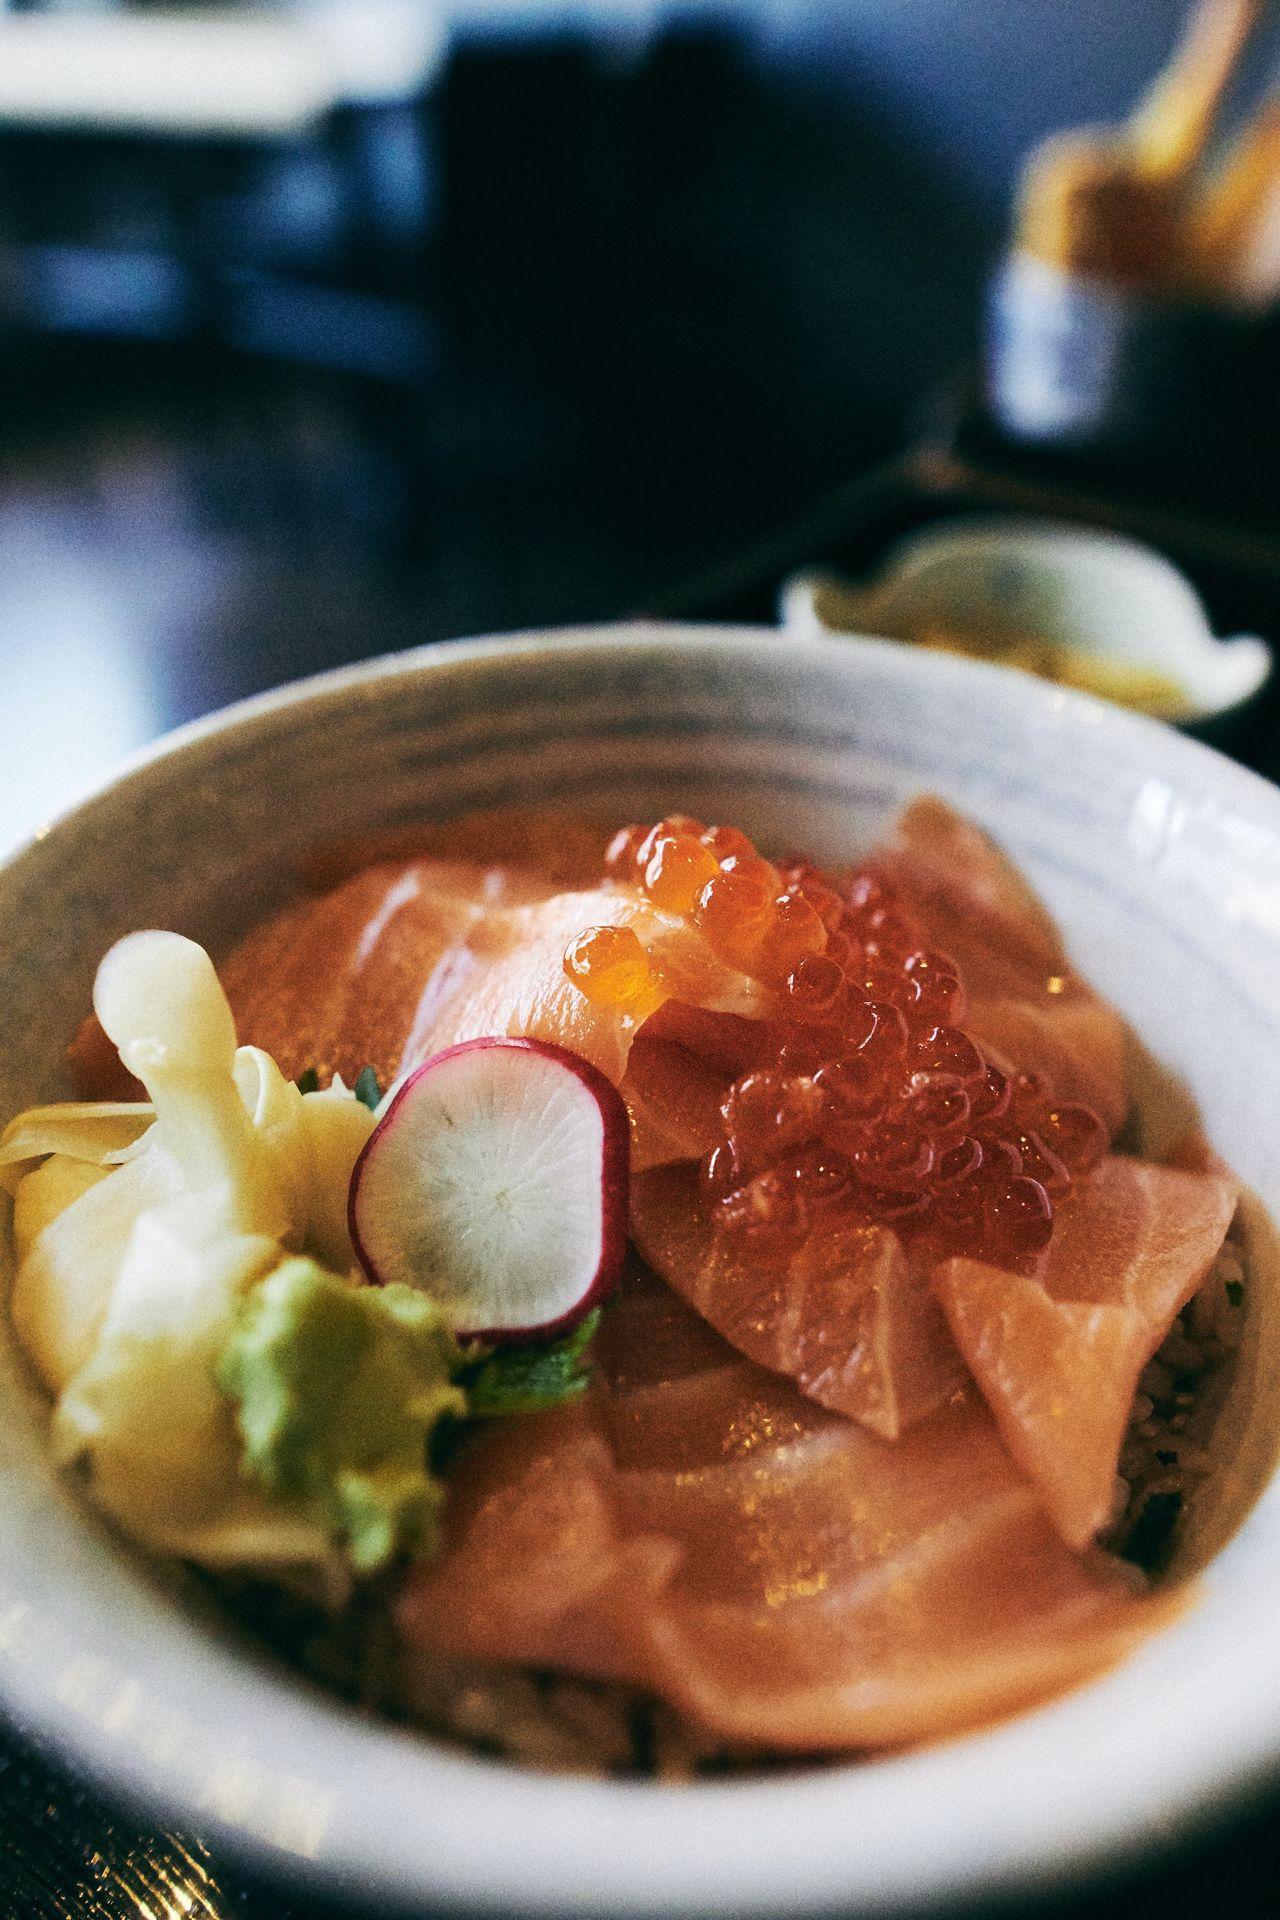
[{"x1": 564, "y1": 816, "x2": 1108, "y2": 1266}]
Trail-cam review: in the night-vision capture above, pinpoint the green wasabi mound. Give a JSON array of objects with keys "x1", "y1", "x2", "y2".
[{"x1": 219, "y1": 1258, "x2": 466, "y2": 1575}]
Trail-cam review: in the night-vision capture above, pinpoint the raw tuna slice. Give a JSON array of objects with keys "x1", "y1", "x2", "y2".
[
  {"x1": 935, "y1": 1156, "x2": 1239, "y2": 1548},
  {"x1": 398, "y1": 1271, "x2": 1183, "y2": 1753},
  {"x1": 631, "y1": 1164, "x2": 966, "y2": 1440}
]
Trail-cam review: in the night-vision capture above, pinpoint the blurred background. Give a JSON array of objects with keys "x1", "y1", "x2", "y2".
[
  {"x1": 5, "y1": 0, "x2": 1280, "y2": 851},
  {"x1": 5, "y1": 3, "x2": 1280, "y2": 1914}
]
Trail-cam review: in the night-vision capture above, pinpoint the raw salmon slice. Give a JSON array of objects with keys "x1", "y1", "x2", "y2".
[
  {"x1": 72, "y1": 856, "x2": 514, "y2": 1098},
  {"x1": 406, "y1": 888, "x2": 768, "y2": 1094},
  {"x1": 935, "y1": 1156, "x2": 1239, "y2": 1548},
  {"x1": 219, "y1": 858, "x2": 502, "y2": 1088},
  {"x1": 631, "y1": 1164, "x2": 965, "y2": 1439},
  {"x1": 968, "y1": 997, "x2": 1129, "y2": 1135},
  {"x1": 627, "y1": 1510, "x2": 1180, "y2": 1753},
  {"x1": 299, "y1": 806, "x2": 615, "y2": 895},
  {"x1": 401, "y1": 1401, "x2": 676, "y2": 1684},
  {"x1": 873, "y1": 795, "x2": 1068, "y2": 1000},
  {"x1": 878, "y1": 797, "x2": 1129, "y2": 1131},
  {"x1": 398, "y1": 1272, "x2": 1183, "y2": 1753},
  {"x1": 158, "y1": 836, "x2": 768, "y2": 1177}
]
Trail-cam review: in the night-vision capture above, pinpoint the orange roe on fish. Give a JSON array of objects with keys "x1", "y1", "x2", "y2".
[{"x1": 566, "y1": 815, "x2": 1108, "y2": 1273}]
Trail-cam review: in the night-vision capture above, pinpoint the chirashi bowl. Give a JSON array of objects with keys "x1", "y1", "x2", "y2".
[{"x1": 2, "y1": 622, "x2": 1280, "y2": 1917}]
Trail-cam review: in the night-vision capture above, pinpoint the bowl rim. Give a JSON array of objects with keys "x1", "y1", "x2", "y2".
[{"x1": 5, "y1": 619, "x2": 1280, "y2": 1918}]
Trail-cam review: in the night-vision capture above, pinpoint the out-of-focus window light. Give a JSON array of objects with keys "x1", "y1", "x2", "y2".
[
  {"x1": 0, "y1": 3, "x2": 446, "y2": 139},
  {"x1": 0, "y1": 515, "x2": 159, "y2": 853}
]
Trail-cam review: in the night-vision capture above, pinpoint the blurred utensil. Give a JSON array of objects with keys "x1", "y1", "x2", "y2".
[
  {"x1": 990, "y1": 0, "x2": 1275, "y2": 452},
  {"x1": 1192, "y1": 96, "x2": 1280, "y2": 299}
]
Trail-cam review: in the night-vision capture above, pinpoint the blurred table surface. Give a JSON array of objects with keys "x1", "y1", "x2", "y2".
[{"x1": 5, "y1": 335, "x2": 1280, "y2": 1919}]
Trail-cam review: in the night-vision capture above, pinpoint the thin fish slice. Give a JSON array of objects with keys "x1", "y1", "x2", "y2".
[
  {"x1": 631, "y1": 1163, "x2": 965, "y2": 1438},
  {"x1": 935, "y1": 1156, "x2": 1239, "y2": 1547},
  {"x1": 878, "y1": 797, "x2": 1129, "y2": 1131},
  {"x1": 398, "y1": 1308, "x2": 1183, "y2": 1752}
]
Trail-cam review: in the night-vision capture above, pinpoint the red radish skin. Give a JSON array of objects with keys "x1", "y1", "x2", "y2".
[{"x1": 348, "y1": 1037, "x2": 630, "y2": 1344}]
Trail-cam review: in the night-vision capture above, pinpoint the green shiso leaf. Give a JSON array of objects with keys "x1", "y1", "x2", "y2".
[
  {"x1": 462, "y1": 1309, "x2": 601, "y2": 1417},
  {"x1": 354, "y1": 1066, "x2": 382, "y2": 1112},
  {"x1": 294, "y1": 1067, "x2": 320, "y2": 1095}
]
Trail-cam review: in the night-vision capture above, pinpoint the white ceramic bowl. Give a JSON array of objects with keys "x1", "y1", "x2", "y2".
[
  {"x1": 781, "y1": 516, "x2": 1274, "y2": 726},
  {"x1": 3, "y1": 623, "x2": 1280, "y2": 1918}
]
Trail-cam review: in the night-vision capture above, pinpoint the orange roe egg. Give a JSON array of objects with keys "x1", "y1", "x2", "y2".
[
  {"x1": 721, "y1": 1068, "x2": 824, "y2": 1176},
  {"x1": 785, "y1": 953, "x2": 847, "y2": 1021},
  {"x1": 1008, "y1": 1127, "x2": 1072, "y2": 1195},
  {"x1": 980, "y1": 1172, "x2": 1055, "y2": 1257},
  {"x1": 716, "y1": 1167, "x2": 809, "y2": 1252},
  {"x1": 718, "y1": 849, "x2": 781, "y2": 891},
  {"x1": 700, "y1": 823, "x2": 755, "y2": 865},
  {"x1": 787, "y1": 868, "x2": 847, "y2": 933},
  {"x1": 750, "y1": 889, "x2": 828, "y2": 987},
  {"x1": 969, "y1": 1063, "x2": 1012, "y2": 1127},
  {"x1": 563, "y1": 923, "x2": 665, "y2": 1017},
  {"x1": 696, "y1": 867, "x2": 776, "y2": 970},
  {"x1": 701, "y1": 1140, "x2": 744, "y2": 1204},
  {"x1": 643, "y1": 832, "x2": 720, "y2": 913},
  {"x1": 1040, "y1": 1102, "x2": 1108, "y2": 1174},
  {"x1": 904, "y1": 948, "x2": 965, "y2": 1025}
]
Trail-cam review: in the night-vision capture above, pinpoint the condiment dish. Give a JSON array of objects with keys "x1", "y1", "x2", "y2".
[{"x1": 781, "y1": 516, "x2": 1273, "y2": 727}]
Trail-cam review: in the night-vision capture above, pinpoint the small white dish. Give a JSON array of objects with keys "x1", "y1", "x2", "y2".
[
  {"x1": 781, "y1": 516, "x2": 1273, "y2": 725},
  {"x1": 2, "y1": 623, "x2": 1280, "y2": 1917}
]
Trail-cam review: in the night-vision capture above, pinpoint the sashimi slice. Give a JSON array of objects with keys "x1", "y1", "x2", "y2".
[
  {"x1": 600, "y1": 1360, "x2": 825, "y2": 1474},
  {"x1": 399, "y1": 1330, "x2": 1183, "y2": 1753},
  {"x1": 1040, "y1": 1157, "x2": 1239, "y2": 1315},
  {"x1": 619, "y1": 1035, "x2": 732, "y2": 1172},
  {"x1": 591, "y1": 1255, "x2": 740, "y2": 1397},
  {"x1": 65, "y1": 859, "x2": 513, "y2": 1101},
  {"x1": 398, "y1": 1402, "x2": 675, "y2": 1684},
  {"x1": 935, "y1": 1156, "x2": 1239, "y2": 1547},
  {"x1": 873, "y1": 796, "x2": 1067, "y2": 1000},
  {"x1": 968, "y1": 996, "x2": 1129, "y2": 1135},
  {"x1": 631, "y1": 1163, "x2": 966, "y2": 1438},
  {"x1": 877, "y1": 797, "x2": 1130, "y2": 1135},
  {"x1": 627, "y1": 1506, "x2": 1181, "y2": 1753},
  {"x1": 934, "y1": 1269, "x2": 1142, "y2": 1551},
  {"x1": 615, "y1": 1387, "x2": 1014, "y2": 1605},
  {"x1": 218, "y1": 856, "x2": 767, "y2": 1113},
  {"x1": 404, "y1": 892, "x2": 768, "y2": 1092},
  {"x1": 218, "y1": 857, "x2": 541, "y2": 1089}
]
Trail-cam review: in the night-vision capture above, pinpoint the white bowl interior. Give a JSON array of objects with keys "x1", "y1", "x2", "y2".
[
  {"x1": 783, "y1": 518, "x2": 1274, "y2": 718},
  {"x1": 3, "y1": 624, "x2": 1280, "y2": 1917}
]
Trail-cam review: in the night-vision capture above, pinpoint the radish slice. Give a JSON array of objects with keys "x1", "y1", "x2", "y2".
[{"x1": 348, "y1": 1038, "x2": 629, "y2": 1342}]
